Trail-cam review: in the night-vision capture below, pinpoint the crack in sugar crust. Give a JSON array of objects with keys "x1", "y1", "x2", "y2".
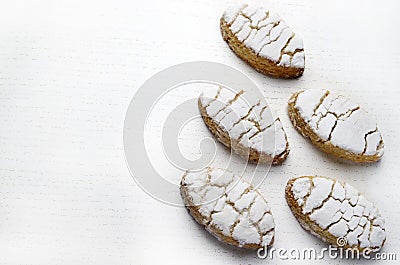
[
  {"x1": 199, "y1": 86, "x2": 289, "y2": 164},
  {"x1": 290, "y1": 89, "x2": 384, "y2": 160},
  {"x1": 286, "y1": 176, "x2": 386, "y2": 251},
  {"x1": 222, "y1": 3, "x2": 305, "y2": 69},
  {"x1": 180, "y1": 168, "x2": 275, "y2": 249}
]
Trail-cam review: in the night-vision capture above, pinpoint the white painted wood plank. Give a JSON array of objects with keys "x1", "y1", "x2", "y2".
[{"x1": 0, "y1": 0, "x2": 399, "y2": 264}]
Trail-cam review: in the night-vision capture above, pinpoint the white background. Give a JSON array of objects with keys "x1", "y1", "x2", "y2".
[{"x1": 0, "y1": 0, "x2": 399, "y2": 264}]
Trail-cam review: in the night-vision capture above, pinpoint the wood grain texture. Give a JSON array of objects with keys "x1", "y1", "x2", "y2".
[{"x1": 0, "y1": 0, "x2": 399, "y2": 264}]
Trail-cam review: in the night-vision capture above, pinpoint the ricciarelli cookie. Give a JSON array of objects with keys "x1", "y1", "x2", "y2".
[
  {"x1": 221, "y1": 3, "x2": 305, "y2": 78},
  {"x1": 180, "y1": 168, "x2": 275, "y2": 249},
  {"x1": 199, "y1": 86, "x2": 289, "y2": 165},
  {"x1": 285, "y1": 176, "x2": 386, "y2": 251},
  {"x1": 288, "y1": 89, "x2": 384, "y2": 162}
]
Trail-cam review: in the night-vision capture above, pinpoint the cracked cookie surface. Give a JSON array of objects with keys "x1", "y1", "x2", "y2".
[
  {"x1": 221, "y1": 3, "x2": 304, "y2": 78},
  {"x1": 286, "y1": 176, "x2": 386, "y2": 251},
  {"x1": 288, "y1": 89, "x2": 384, "y2": 162},
  {"x1": 199, "y1": 86, "x2": 289, "y2": 165},
  {"x1": 180, "y1": 168, "x2": 275, "y2": 249}
]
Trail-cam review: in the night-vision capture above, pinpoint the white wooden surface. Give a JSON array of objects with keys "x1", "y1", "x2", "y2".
[{"x1": 0, "y1": 0, "x2": 399, "y2": 264}]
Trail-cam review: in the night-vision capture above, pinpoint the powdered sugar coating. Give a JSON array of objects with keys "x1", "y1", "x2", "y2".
[
  {"x1": 181, "y1": 168, "x2": 275, "y2": 248},
  {"x1": 293, "y1": 89, "x2": 384, "y2": 157},
  {"x1": 222, "y1": 3, "x2": 304, "y2": 68},
  {"x1": 199, "y1": 86, "x2": 288, "y2": 160},
  {"x1": 289, "y1": 176, "x2": 386, "y2": 251}
]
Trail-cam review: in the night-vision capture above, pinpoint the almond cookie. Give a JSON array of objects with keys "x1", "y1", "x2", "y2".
[
  {"x1": 288, "y1": 89, "x2": 384, "y2": 162},
  {"x1": 180, "y1": 168, "x2": 275, "y2": 249},
  {"x1": 199, "y1": 86, "x2": 289, "y2": 165},
  {"x1": 221, "y1": 3, "x2": 305, "y2": 78},
  {"x1": 286, "y1": 176, "x2": 386, "y2": 251}
]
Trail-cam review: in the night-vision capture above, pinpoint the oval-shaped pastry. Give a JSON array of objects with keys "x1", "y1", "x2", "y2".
[
  {"x1": 199, "y1": 86, "x2": 289, "y2": 165},
  {"x1": 286, "y1": 176, "x2": 386, "y2": 251},
  {"x1": 288, "y1": 89, "x2": 384, "y2": 162},
  {"x1": 221, "y1": 3, "x2": 305, "y2": 78},
  {"x1": 180, "y1": 168, "x2": 275, "y2": 249}
]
